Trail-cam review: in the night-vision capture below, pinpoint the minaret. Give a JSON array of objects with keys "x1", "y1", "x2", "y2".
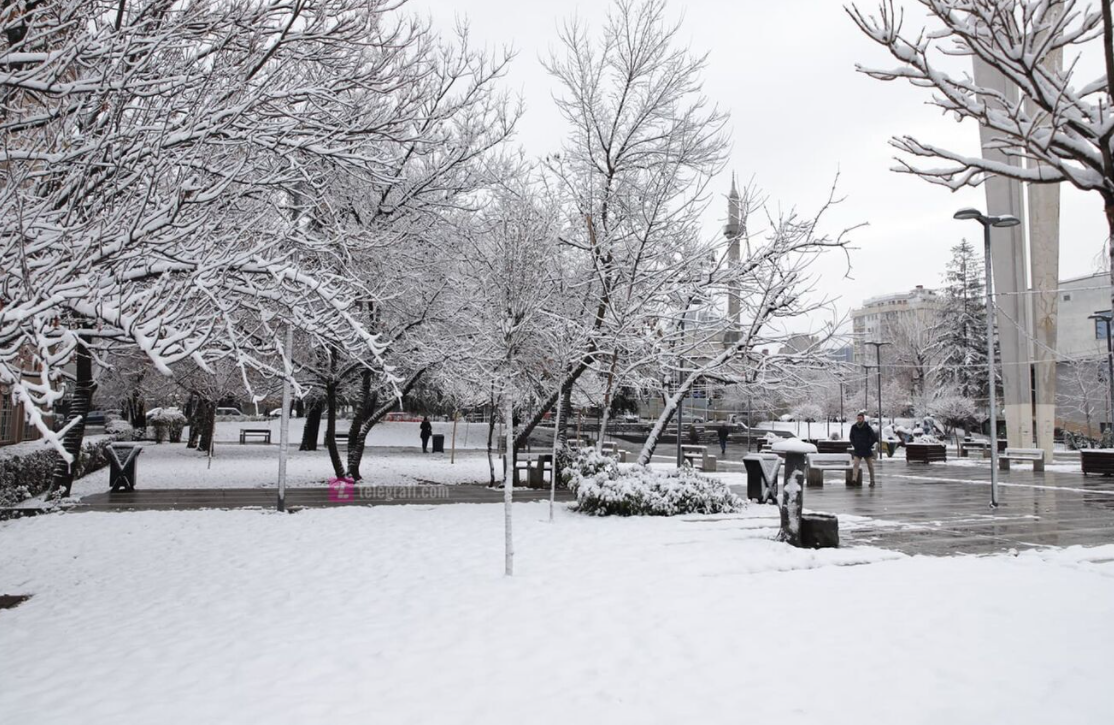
[{"x1": 723, "y1": 174, "x2": 742, "y2": 345}]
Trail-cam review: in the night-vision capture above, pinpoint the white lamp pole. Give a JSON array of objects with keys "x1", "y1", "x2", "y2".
[{"x1": 954, "y1": 208, "x2": 1021, "y2": 509}]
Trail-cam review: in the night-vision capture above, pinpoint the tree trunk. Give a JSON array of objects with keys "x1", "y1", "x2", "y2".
[
  {"x1": 514, "y1": 360, "x2": 589, "y2": 451},
  {"x1": 503, "y1": 393, "x2": 515, "y2": 576},
  {"x1": 324, "y1": 378, "x2": 344, "y2": 478},
  {"x1": 299, "y1": 395, "x2": 323, "y2": 451},
  {"x1": 195, "y1": 399, "x2": 216, "y2": 454},
  {"x1": 486, "y1": 397, "x2": 497, "y2": 487},
  {"x1": 48, "y1": 334, "x2": 95, "y2": 498},
  {"x1": 346, "y1": 370, "x2": 373, "y2": 480},
  {"x1": 186, "y1": 392, "x2": 201, "y2": 449}
]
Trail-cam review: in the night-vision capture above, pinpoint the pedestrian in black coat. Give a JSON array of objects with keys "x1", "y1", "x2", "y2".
[
  {"x1": 420, "y1": 416, "x2": 433, "y2": 453},
  {"x1": 849, "y1": 411, "x2": 878, "y2": 485}
]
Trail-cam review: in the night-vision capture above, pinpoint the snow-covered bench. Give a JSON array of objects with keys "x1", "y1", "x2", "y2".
[
  {"x1": 239, "y1": 428, "x2": 271, "y2": 445},
  {"x1": 680, "y1": 444, "x2": 716, "y2": 472},
  {"x1": 999, "y1": 448, "x2": 1045, "y2": 472},
  {"x1": 805, "y1": 453, "x2": 856, "y2": 486},
  {"x1": 598, "y1": 441, "x2": 628, "y2": 463}
]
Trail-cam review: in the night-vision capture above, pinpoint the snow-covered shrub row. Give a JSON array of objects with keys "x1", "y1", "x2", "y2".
[
  {"x1": 0, "y1": 437, "x2": 117, "y2": 511},
  {"x1": 106, "y1": 419, "x2": 138, "y2": 440},
  {"x1": 149, "y1": 408, "x2": 187, "y2": 443},
  {"x1": 562, "y1": 448, "x2": 743, "y2": 517}
]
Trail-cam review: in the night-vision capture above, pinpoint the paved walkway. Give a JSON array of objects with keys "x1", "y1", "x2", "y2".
[
  {"x1": 726, "y1": 457, "x2": 1114, "y2": 555},
  {"x1": 76, "y1": 485, "x2": 573, "y2": 512}
]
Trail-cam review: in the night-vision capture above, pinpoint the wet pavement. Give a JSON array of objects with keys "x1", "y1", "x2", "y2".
[{"x1": 727, "y1": 456, "x2": 1114, "y2": 555}]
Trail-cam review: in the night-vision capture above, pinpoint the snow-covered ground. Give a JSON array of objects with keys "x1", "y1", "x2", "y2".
[
  {"x1": 208, "y1": 418, "x2": 494, "y2": 448},
  {"x1": 1, "y1": 504, "x2": 1111, "y2": 724},
  {"x1": 68, "y1": 439, "x2": 495, "y2": 498}
]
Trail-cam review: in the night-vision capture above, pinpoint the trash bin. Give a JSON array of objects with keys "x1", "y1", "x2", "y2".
[
  {"x1": 107, "y1": 443, "x2": 142, "y2": 492},
  {"x1": 431, "y1": 434, "x2": 445, "y2": 454}
]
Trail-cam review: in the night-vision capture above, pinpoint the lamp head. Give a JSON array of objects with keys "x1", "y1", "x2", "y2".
[
  {"x1": 990, "y1": 215, "x2": 1021, "y2": 228},
  {"x1": 953, "y1": 208, "x2": 984, "y2": 221}
]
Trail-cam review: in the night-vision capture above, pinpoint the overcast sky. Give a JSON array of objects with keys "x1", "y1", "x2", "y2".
[{"x1": 414, "y1": 0, "x2": 1109, "y2": 323}]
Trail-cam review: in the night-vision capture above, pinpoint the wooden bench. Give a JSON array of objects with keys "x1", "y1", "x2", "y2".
[
  {"x1": 513, "y1": 454, "x2": 552, "y2": 489},
  {"x1": 598, "y1": 441, "x2": 628, "y2": 463},
  {"x1": 1081, "y1": 449, "x2": 1114, "y2": 476},
  {"x1": 680, "y1": 444, "x2": 717, "y2": 472},
  {"x1": 806, "y1": 453, "x2": 858, "y2": 486},
  {"x1": 742, "y1": 453, "x2": 781, "y2": 503},
  {"x1": 999, "y1": 448, "x2": 1046, "y2": 472},
  {"x1": 239, "y1": 428, "x2": 272, "y2": 445},
  {"x1": 905, "y1": 443, "x2": 946, "y2": 464},
  {"x1": 815, "y1": 440, "x2": 852, "y2": 455},
  {"x1": 960, "y1": 439, "x2": 990, "y2": 458}
]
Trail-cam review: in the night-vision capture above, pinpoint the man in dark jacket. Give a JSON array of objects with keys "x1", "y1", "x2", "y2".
[
  {"x1": 420, "y1": 417, "x2": 433, "y2": 453},
  {"x1": 716, "y1": 421, "x2": 730, "y2": 456},
  {"x1": 849, "y1": 411, "x2": 878, "y2": 486}
]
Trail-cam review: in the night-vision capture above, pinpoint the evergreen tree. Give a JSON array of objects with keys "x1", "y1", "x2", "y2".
[{"x1": 938, "y1": 240, "x2": 991, "y2": 402}]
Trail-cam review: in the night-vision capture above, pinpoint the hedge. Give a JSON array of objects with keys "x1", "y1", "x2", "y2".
[{"x1": 0, "y1": 436, "x2": 117, "y2": 509}]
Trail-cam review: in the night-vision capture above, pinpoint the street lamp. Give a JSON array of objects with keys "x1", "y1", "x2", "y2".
[
  {"x1": 865, "y1": 340, "x2": 891, "y2": 442},
  {"x1": 953, "y1": 208, "x2": 1021, "y2": 508},
  {"x1": 1088, "y1": 310, "x2": 1114, "y2": 439}
]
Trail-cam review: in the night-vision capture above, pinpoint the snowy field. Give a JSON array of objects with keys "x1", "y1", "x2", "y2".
[
  {"x1": 69, "y1": 446, "x2": 494, "y2": 496},
  {"x1": 2, "y1": 504, "x2": 1112, "y2": 725}
]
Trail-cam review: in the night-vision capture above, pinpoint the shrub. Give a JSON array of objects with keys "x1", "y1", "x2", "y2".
[
  {"x1": 0, "y1": 436, "x2": 116, "y2": 511},
  {"x1": 149, "y1": 407, "x2": 187, "y2": 444},
  {"x1": 564, "y1": 449, "x2": 743, "y2": 517},
  {"x1": 106, "y1": 419, "x2": 136, "y2": 439}
]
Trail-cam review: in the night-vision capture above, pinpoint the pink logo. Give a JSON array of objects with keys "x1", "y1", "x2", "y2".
[{"x1": 328, "y1": 477, "x2": 356, "y2": 503}]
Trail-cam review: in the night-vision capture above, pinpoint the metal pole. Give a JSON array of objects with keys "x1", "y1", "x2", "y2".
[
  {"x1": 983, "y1": 223, "x2": 1000, "y2": 508},
  {"x1": 876, "y1": 348, "x2": 883, "y2": 437},
  {"x1": 1105, "y1": 315, "x2": 1114, "y2": 437},
  {"x1": 676, "y1": 371, "x2": 684, "y2": 467},
  {"x1": 277, "y1": 324, "x2": 293, "y2": 512},
  {"x1": 839, "y1": 381, "x2": 844, "y2": 436}
]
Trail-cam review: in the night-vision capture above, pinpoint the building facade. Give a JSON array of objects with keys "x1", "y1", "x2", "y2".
[{"x1": 850, "y1": 285, "x2": 945, "y2": 363}]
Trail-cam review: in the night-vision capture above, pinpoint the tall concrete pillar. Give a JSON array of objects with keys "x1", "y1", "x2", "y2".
[
  {"x1": 973, "y1": 59, "x2": 1035, "y2": 449},
  {"x1": 1027, "y1": 10, "x2": 1063, "y2": 459}
]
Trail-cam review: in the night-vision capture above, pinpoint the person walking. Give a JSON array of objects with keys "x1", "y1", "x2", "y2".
[
  {"x1": 849, "y1": 411, "x2": 878, "y2": 486},
  {"x1": 716, "y1": 420, "x2": 730, "y2": 457},
  {"x1": 420, "y1": 416, "x2": 433, "y2": 453}
]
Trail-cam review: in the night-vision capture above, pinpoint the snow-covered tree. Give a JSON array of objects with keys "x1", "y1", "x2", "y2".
[
  {"x1": 508, "y1": 0, "x2": 731, "y2": 451},
  {"x1": 2, "y1": 1, "x2": 464, "y2": 492},
  {"x1": 929, "y1": 388, "x2": 979, "y2": 446},
  {"x1": 848, "y1": 0, "x2": 1114, "y2": 315},
  {"x1": 1057, "y1": 358, "x2": 1107, "y2": 441},
  {"x1": 937, "y1": 239, "x2": 991, "y2": 402},
  {"x1": 451, "y1": 171, "x2": 561, "y2": 575}
]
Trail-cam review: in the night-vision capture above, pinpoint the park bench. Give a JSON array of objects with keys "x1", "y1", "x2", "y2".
[
  {"x1": 815, "y1": 440, "x2": 852, "y2": 455},
  {"x1": 680, "y1": 444, "x2": 717, "y2": 472},
  {"x1": 1081, "y1": 449, "x2": 1114, "y2": 476},
  {"x1": 805, "y1": 453, "x2": 857, "y2": 486},
  {"x1": 999, "y1": 448, "x2": 1046, "y2": 472},
  {"x1": 598, "y1": 441, "x2": 629, "y2": 463},
  {"x1": 905, "y1": 442, "x2": 946, "y2": 464},
  {"x1": 239, "y1": 428, "x2": 272, "y2": 445},
  {"x1": 742, "y1": 453, "x2": 781, "y2": 503},
  {"x1": 513, "y1": 454, "x2": 552, "y2": 489}
]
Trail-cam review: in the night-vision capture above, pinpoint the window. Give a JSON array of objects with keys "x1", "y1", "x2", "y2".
[
  {"x1": 0, "y1": 394, "x2": 13, "y2": 444},
  {"x1": 1097, "y1": 318, "x2": 1110, "y2": 341},
  {"x1": 1062, "y1": 293, "x2": 1072, "y2": 302}
]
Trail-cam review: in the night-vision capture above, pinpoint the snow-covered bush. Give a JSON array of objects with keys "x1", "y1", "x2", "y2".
[
  {"x1": 563, "y1": 450, "x2": 743, "y2": 517},
  {"x1": 148, "y1": 408, "x2": 187, "y2": 444},
  {"x1": 0, "y1": 437, "x2": 115, "y2": 513},
  {"x1": 106, "y1": 419, "x2": 136, "y2": 440}
]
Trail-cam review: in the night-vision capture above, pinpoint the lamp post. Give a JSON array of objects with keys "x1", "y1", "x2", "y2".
[
  {"x1": 1088, "y1": 310, "x2": 1114, "y2": 438},
  {"x1": 865, "y1": 340, "x2": 891, "y2": 443},
  {"x1": 954, "y1": 208, "x2": 1021, "y2": 509}
]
